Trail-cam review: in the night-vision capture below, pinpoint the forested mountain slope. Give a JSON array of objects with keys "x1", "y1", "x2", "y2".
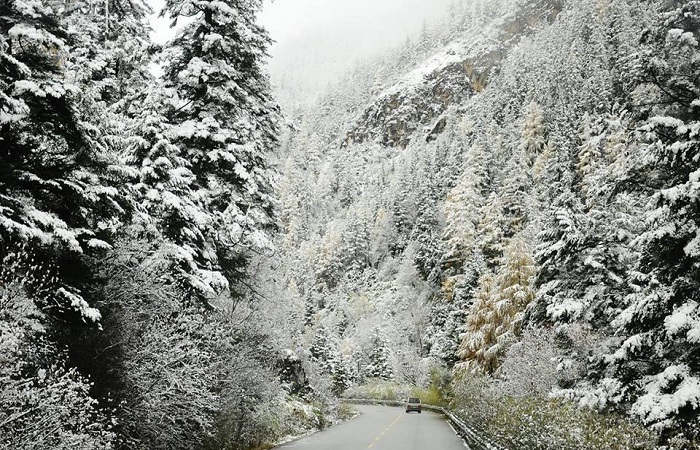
[
  {"x1": 1, "y1": 0, "x2": 340, "y2": 449},
  {"x1": 272, "y1": 0, "x2": 700, "y2": 448},
  {"x1": 3, "y1": 0, "x2": 700, "y2": 448}
]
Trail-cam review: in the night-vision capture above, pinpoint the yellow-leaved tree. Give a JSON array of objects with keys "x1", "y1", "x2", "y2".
[{"x1": 456, "y1": 236, "x2": 536, "y2": 374}]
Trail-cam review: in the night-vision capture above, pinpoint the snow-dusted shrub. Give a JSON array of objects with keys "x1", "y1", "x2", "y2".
[
  {"x1": 83, "y1": 232, "x2": 288, "y2": 450},
  {"x1": 84, "y1": 236, "x2": 217, "y2": 449},
  {"x1": 0, "y1": 250, "x2": 114, "y2": 450},
  {"x1": 499, "y1": 324, "x2": 603, "y2": 396},
  {"x1": 496, "y1": 328, "x2": 559, "y2": 398},
  {"x1": 450, "y1": 372, "x2": 657, "y2": 450},
  {"x1": 450, "y1": 372, "x2": 500, "y2": 428},
  {"x1": 208, "y1": 375, "x2": 288, "y2": 450},
  {"x1": 243, "y1": 395, "x2": 352, "y2": 448},
  {"x1": 487, "y1": 396, "x2": 657, "y2": 450}
]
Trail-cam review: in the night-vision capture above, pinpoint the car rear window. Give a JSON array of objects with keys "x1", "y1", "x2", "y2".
[{"x1": 408, "y1": 397, "x2": 420, "y2": 403}]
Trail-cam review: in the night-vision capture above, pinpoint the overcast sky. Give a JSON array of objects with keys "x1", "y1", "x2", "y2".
[
  {"x1": 259, "y1": 0, "x2": 454, "y2": 107},
  {"x1": 150, "y1": 0, "x2": 455, "y2": 107},
  {"x1": 259, "y1": 0, "x2": 452, "y2": 47}
]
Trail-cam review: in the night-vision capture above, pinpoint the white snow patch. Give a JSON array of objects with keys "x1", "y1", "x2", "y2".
[
  {"x1": 9, "y1": 23, "x2": 64, "y2": 48},
  {"x1": 234, "y1": 162, "x2": 250, "y2": 180},
  {"x1": 665, "y1": 301, "x2": 700, "y2": 343},
  {"x1": 57, "y1": 287, "x2": 101, "y2": 322},
  {"x1": 667, "y1": 28, "x2": 699, "y2": 48},
  {"x1": 53, "y1": 228, "x2": 83, "y2": 253},
  {"x1": 547, "y1": 298, "x2": 583, "y2": 321},
  {"x1": 633, "y1": 365, "x2": 700, "y2": 427},
  {"x1": 87, "y1": 238, "x2": 113, "y2": 250},
  {"x1": 13, "y1": 80, "x2": 45, "y2": 97}
]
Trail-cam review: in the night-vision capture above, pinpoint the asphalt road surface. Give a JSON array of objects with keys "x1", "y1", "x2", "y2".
[{"x1": 275, "y1": 404, "x2": 468, "y2": 450}]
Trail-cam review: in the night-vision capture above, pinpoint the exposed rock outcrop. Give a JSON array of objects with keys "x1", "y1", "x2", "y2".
[{"x1": 343, "y1": 0, "x2": 562, "y2": 149}]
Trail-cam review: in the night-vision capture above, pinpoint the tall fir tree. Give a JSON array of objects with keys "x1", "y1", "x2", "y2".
[
  {"x1": 606, "y1": 2, "x2": 700, "y2": 442},
  {"x1": 365, "y1": 328, "x2": 394, "y2": 380},
  {"x1": 160, "y1": 0, "x2": 280, "y2": 301},
  {"x1": 0, "y1": 0, "x2": 127, "y2": 321}
]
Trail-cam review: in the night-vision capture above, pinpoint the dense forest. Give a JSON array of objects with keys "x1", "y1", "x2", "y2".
[
  {"x1": 0, "y1": 0, "x2": 320, "y2": 448},
  {"x1": 2, "y1": 0, "x2": 700, "y2": 449},
  {"x1": 272, "y1": 0, "x2": 700, "y2": 448}
]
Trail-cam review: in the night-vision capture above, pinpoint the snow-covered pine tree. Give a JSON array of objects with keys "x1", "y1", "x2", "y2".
[
  {"x1": 498, "y1": 143, "x2": 531, "y2": 238},
  {"x1": 160, "y1": 0, "x2": 279, "y2": 301},
  {"x1": 314, "y1": 221, "x2": 344, "y2": 289},
  {"x1": 529, "y1": 184, "x2": 590, "y2": 325},
  {"x1": 456, "y1": 272, "x2": 497, "y2": 374},
  {"x1": 475, "y1": 192, "x2": 504, "y2": 270},
  {"x1": 0, "y1": 0, "x2": 127, "y2": 322},
  {"x1": 309, "y1": 325, "x2": 351, "y2": 394},
  {"x1": 61, "y1": 0, "x2": 153, "y2": 109},
  {"x1": 369, "y1": 207, "x2": 398, "y2": 267},
  {"x1": 340, "y1": 204, "x2": 372, "y2": 275},
  {"x1": 310, "y1": 325, "x2": 335, "y2": 370},
  {"x1": 411, "y1": 199, "x2": 443, "y2": 281},
  {"x1": 61, "y1": 0, "x2": 155, "y2": 173},
  {"x1": 442, "y1": 143, "x2": 486, "y2": 271},
  {"x1": 389, "y1": 155, "x2": 418, "y2": 252},
  {"x1": 365, "y1": 328, "x2": 394, "y2": 380},
  {"x1": 605, "y1": 2, "x2": 700, "y2": 442},
  {"x1": 121, "y1": 87, "x2": 224, "y2": 297},
  {"x1": 576, "y1": 113, "x2": 603, "y2": 206},
  {"x1": 428, "y1": 251, "x2": 483, "y2": 366},
  {"x1": 521, "y1": 101, "x2": 547, "y2": 166}
]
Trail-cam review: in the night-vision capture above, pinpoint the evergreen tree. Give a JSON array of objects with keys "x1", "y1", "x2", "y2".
[
  {"x1": 160, "y1": 0, "x2": 280, "y2": 301},
  {"x1": 0, "y1": 0, "x2": 126, "y2": 321},
  {"x1": 124, "y1": 87, "x2": 222, "y2": 295},
  {"x1": 606, "y1": 2, "x2": 700, "y2": 442},
  {"x1": 340, "y1": 205, "x2": 371, "y2": 275},
  {"x1": 442, "y1": 143, "x2": 485, "y2": 271},
  {"x1": 309, "y1": 325, "x2": 350, "y2": 394},
  {"x1": 521, "y1": 101, "x2": 547, "y2": 166},
  {"x1": 475, "y1": 192, "x2": 504, "y2": 269},
  {"x1": 498, "y1": 144, "x2": 531, "y2": 238},
  {"x1": 369, "y1": 207, "x2": 398, "y2": 267},
  {"x1": 529, "y1": 185, "x2": 590, "y2": 324},
  {"x1": 428, "y1": 253, "x2": 483, "y2": 365},
  {"x1": 365, "y1": 328, "x2": 394, "y2": 380},
  {"x1": 389, "y1": 154, "x2": 417, "y2": 252},
  {"x1": 314, "y1": 222, "x2": 344, "y2": 289}
]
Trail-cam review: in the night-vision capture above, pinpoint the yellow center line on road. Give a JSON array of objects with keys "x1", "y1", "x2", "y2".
[{"x1": 367, "y1": 413, "x2": 404, "y2": 448}]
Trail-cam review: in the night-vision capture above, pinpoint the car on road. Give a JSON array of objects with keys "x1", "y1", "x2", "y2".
[{"x1": 405, "y1": 397, "x2": 422, "y2": 413}]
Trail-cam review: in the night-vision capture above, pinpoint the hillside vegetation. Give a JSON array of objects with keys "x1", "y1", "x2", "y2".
[
  {"x1": 3, "y1": 0, "x2": 700, "y2": 448},
  {"x1": 270, "y1": 0, "x2": 700, "y2": 448},
  {"x1": 1, "y1": 0, "x2": 344, "y2": 448}
]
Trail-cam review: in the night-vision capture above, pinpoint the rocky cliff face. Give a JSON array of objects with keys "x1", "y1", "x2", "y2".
[
  {"x1": 343, "y1": 0, "x2": 562, "y2": 149},
  {"x1": 343, "y1": 46, "x2": 475, "y2": 149}
]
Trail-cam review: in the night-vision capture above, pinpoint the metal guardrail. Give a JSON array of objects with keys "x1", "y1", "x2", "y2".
[
  {"x1": 342, "y1": 398, "x2": 506, "y2": 450},
  {"x1": 436, "y1": 406, "x2": 505, "y2": 450}
]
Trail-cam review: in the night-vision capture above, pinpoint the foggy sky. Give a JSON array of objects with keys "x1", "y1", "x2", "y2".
[
  {"x1": 259, "y1": 0, "x2": 454, "y2": 108},
  {"x1": 149, "y1": 0, "x2": 455, "y2": 108}
]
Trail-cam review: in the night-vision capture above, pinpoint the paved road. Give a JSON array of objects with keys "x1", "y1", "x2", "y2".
[{"x1": 275, "y1": 404, "x2": 468, "y2": 450}]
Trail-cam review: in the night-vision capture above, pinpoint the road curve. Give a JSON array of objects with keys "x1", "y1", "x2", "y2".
[{"x1": 274, "y1": 404, "x2": 468, "y2": 450}]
